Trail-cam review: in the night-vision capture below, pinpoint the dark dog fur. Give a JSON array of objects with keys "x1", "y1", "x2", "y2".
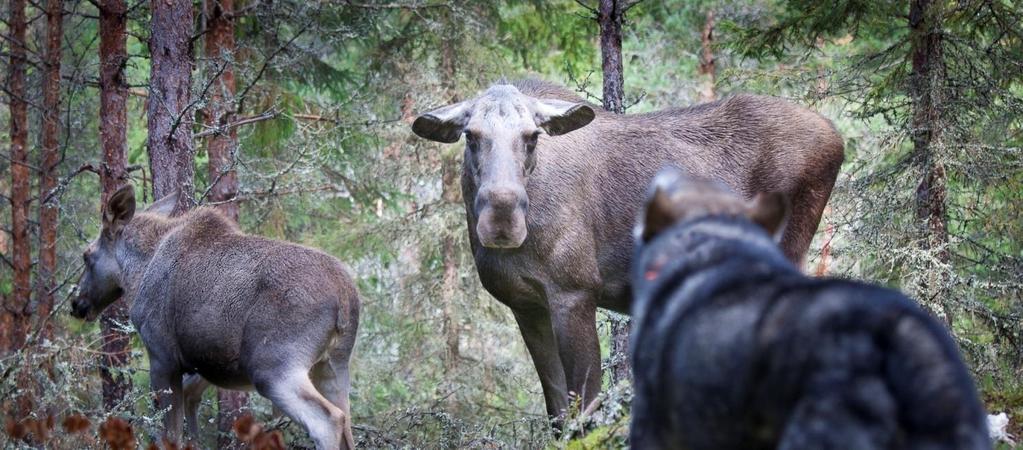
[{"x1": 629, "y1": 169, "x2": 990, "y2": 450}]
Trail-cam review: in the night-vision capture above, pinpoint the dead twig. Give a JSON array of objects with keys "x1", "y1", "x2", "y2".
[{"x1": 193, "y1": 109, "x2": 278, "y2": 139}]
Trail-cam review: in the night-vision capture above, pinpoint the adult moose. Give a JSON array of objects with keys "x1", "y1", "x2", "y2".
[
  {"x1": 71, "y1": 186, "x2": 359, "y2": 449},
  {"x1": 410, "y1": 79, "x2": 844, "y2": 422}
]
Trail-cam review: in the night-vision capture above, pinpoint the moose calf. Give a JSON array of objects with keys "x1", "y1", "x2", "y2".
[
  {"x1": 71, "y1": 186, "x2": 359, "y2": 449},
  {"x1": 629, "y1": 168, "x2": 990, "y2": 450}
]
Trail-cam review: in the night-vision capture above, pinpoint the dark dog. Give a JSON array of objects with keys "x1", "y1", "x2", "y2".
[{"x1": 629, "y1": 168, "x2": 990, "y2": 450}]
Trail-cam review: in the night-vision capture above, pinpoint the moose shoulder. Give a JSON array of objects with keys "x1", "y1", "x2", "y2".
[
  {"x1": 410, "y1": 79, "x2": 844, "y2": 421},
  {"x1": 71, "y1": 186, "x2": 359, "y2": 449}
]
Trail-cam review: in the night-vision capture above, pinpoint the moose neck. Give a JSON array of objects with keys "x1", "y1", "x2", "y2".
[{"x1": 116, "y1": 213, "x2": 182, "y2": 298}]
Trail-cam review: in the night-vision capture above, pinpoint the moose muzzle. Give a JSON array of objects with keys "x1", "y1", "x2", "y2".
[{"x1": 475, "y1": 184, "x2": 529, "y2": 249}]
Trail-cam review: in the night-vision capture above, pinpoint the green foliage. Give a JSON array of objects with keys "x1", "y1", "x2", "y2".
[
  {"x1": 4, "y1": 0, "x2": 1022, "y2": 448},
  {"x1": 722, "y1": 5, "x2": 1023, "y2": 445},
  {"x1": 497, "y1": 1, "x2": 597, "y2": 75}
]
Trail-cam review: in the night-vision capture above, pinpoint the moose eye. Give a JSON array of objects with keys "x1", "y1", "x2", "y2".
[
  {"x1": 524, "y1": 131, "x2": 540, "y2": 150},
  {"x1": 465, "y1": 131, "x2": 483, "y2": 152}
]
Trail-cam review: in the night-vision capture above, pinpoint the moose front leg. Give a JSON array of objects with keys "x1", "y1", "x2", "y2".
[
  {"x1": 150, "y1": 363, "x2": 185, "y2": 445},
  {"x1": 549, "y1": 291, "x2": 601, "y2": 413},
  {"x1": 512, "y1": 306, "x2": 569, "y2": 422}
]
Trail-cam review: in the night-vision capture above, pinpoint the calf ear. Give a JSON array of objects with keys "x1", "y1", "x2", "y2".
[
  {"x1": 103, "y1": 185, "x2": 136, "y2": 236},
  {"x1": 412, "y1": 101, "x2": 471, "y2": 143},
  {"x1": 145, "y1": 192, "x2": 178, "y2": 217},
  {"x1": 749, "y1": 192, "x2": 790, "y2": 241},
  {"x1": 534, "y1": 99, "x2": 595, "y2": 136}
]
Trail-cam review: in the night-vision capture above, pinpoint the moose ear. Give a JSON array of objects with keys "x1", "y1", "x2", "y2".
[
  {"x1": 534, "y1": 99, "x2": 595, "y2": 136},
  {"x1": 103, "y1": 185, "x2": 136, "y2": 235},
  {"x1": 411, "y1": 100, "x2": 471, "y2": 143},
  {"x1": 748, "y1": 192, "x2": 790, "y2": 241},
  {"x1": 636, "y1": 168, "x2": 685, "y2": 242},
  {"x1": 145, "y1": 192, "x2": 178, "y2": 217}
]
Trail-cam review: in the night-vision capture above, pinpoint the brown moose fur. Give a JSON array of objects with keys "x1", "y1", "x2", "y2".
[
  {"x1": 71, "y1": 187, "x2": 358, "y2": 449},
  {"x1": 412, "y1": 78, "x2": 845, "y2": 422}
]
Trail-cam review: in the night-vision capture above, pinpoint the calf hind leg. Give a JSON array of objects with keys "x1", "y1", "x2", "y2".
[
  {"x1": 182, "y1": 374, "x2": 211, "y2": 441},
  {"x1": 258, "y1": 371, "x2": 351, "y2": 450},
  {"x1": 311, "y1": 354, "x2": 355, "y2": 449}
]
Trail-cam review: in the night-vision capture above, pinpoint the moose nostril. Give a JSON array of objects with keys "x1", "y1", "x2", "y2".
[
  {"x1": 479, "y1": 185, "x2": 527, "y2": 211},
  {"x1": 491, "y1": 189, "x2": 517, "y2": 206}
]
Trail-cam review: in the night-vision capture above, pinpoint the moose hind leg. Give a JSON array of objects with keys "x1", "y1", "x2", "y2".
[
  {"x1": 311, "y1": 355, "x2": 355, "y2": 449},
  {"x1": 259, "y1": 371, "x2": 350, "y2": 450},
  {"x1": 781, "y1": 154, "x2": 843, "y2": 268}
]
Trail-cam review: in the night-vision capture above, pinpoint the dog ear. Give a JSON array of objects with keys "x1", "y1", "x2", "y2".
[
  {"x1": 749, "y1": 192, "x2": 790, "y2": 241},
  {"x1": 641, "y1": 185, "x2": 678, "y2": 241},
  {"x1": 637, "y1": 169, "x2": 686, "y2": 242}
]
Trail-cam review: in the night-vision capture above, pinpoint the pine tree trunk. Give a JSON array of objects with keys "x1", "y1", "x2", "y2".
[
  {"x1": 205, "y1": 0, "x2": 239, "y2": 221},
  {"x1": 99, "y1": 0, "x2": 133, "y2": 411},
  {"x1": 37, "y1": 0, "x2": 63, "y2": 336},
  {"x1": 599, "y1": 0, "x2": 625, "y2": 114},
  {"x1": 814, "y1": 36, "x2": 829, "y2": 99},
  {"x1": 439, "y1": 25, "x2": 462, "y2": 374},
  {"x1": 441, "y1": 153, "x2": 461, "y2": 373},
  {"x1": 148, "y1": 0, "x2": 196, "y2": 209},
  {"x1": 203, "y1": 0, "x2": 248, "y2": 442},
  {"x1": 2, "y1": 0, "x2": 30, "y2": 355},
  {"x1": 908, "y1": 0, "x2": 953, "y2": 325},
  {"x1": 698, "y1": 10, "x2": 717, "y2": 103},
  {"x1": 598, "y1": 0, "x2": 631, "y2": 385}
]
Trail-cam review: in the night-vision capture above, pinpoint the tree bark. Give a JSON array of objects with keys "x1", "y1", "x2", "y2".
[
  {"x1": 99, "y1": 0, "x2": 133, "y2": 411},
  {"x1": 908, "y1": 0, "x2": 952, "y2": 324},
  {"x1": 439, "y1": 27, "x2": 461, "y2": 374},
  {"x1": 37, "y1": 0, "x2": 64, "y2": 336},
  {"x1": 441, "y1": 153, "x2": 461, "y2": 373},
  {"x1": 598, "y1": 0, "x2": 625, "y2": 114},
  {"x1": 202, "y1": 0, "x2": 248, "y2": 442},
  {"x1": 441, "y1": 226, "x2": 461, "y2": 372},
  {"x1": 2, "y1": 0, "x2": 30, "y2": 355},
  {"x1": 698, "y1": 10, "x2": 717, "y2": 102},
  {"x1": 814, "y1": 36, "x2": 829, "y2": 99},
  {"x1": 147, "y1": 0, "x2": 196, "y2": 211},
  {"x1": 204, "y1": 0, "x2": 239, "y2": 221},
  {"x1": 597, "y1": 0, "x2": 631, "y2": 385}
]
